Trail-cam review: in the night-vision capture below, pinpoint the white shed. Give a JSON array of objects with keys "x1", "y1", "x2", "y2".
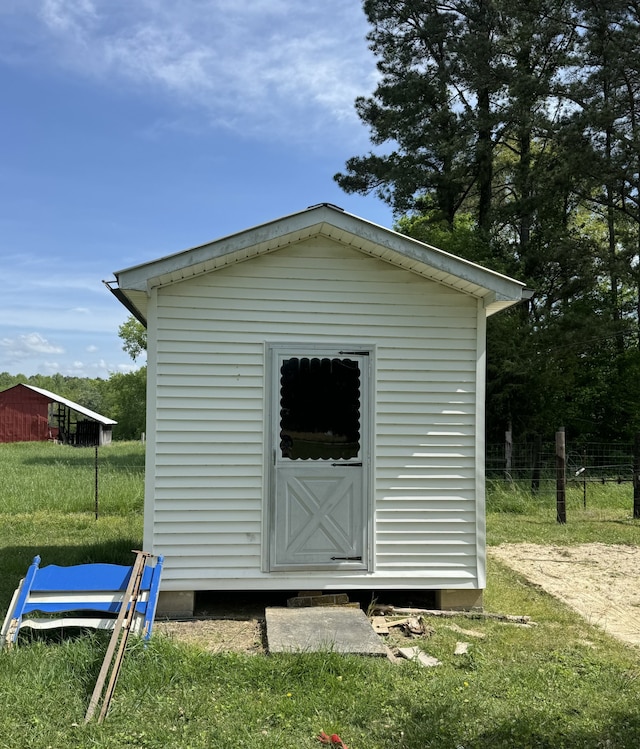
[{"x1": 109, "y1": 204, "x2": 526, "y2": 615}]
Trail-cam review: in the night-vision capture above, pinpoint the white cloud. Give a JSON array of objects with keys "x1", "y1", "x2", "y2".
[
  {"x1": 0, "y1": 332, "x2": 65, "y2": 362},
  {"x1": 40, "y1": 0, "x2": 98, "y2": 35},
  {"x1": 115, "y1": 362, "x2": 138, "y2": 374},
  {"x1": 3, "y1": 1, "x2": 377, "y2": 140}
]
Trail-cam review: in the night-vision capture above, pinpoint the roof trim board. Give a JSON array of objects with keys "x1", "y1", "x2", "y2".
[
  {"x1": 21, "y1": 385, "x2": 117, "y2": 425},
  {"x1": 111, "y1": 204, "x2": 528, "y2": 323}
]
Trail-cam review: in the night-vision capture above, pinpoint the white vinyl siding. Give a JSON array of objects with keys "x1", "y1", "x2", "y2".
[{"x1": 146, "y1": 237, "x2": 481, "y2": 590}]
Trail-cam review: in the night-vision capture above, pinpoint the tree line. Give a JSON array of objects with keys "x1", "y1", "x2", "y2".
[{"x1": 336, "y1": 0, "x2": 640, "y2": 444}]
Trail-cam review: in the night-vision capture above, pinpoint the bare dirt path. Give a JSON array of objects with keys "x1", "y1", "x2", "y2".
[{"x1": 489, "y1": 543, "x2": 640, "y2": 647}]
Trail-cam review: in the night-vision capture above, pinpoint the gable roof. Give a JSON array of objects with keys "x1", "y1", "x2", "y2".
[
  {"x1": 3, "y1": 384, "x2": 117, "y2": 426},
  {"x1": 108, "y1": 203, "x2": 528, "y2": 324}
]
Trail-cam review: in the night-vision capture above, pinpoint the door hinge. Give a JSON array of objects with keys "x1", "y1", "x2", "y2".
[{"x1": 330, "y1": 555, "x2": 362, "y2": 561}]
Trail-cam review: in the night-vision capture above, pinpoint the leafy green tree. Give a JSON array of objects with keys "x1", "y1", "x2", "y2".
[
  {"x1": 103, "y1": 316, "x2": 149, "y2": 440},
  {"x1": 105, "y1": 368, "x2": 147, "y2": 441},
  {"x1": 0, "y1": 372, "x2": 24, "y2": 390},
  {"x1": 118, "y1": 316, "x2": 147, "y2": 362}
]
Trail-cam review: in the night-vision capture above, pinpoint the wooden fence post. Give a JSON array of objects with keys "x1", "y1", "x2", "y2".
[
  {"x1": 531, "y1": 434, "x2": 541, "y2": 494},
  {"x1": 556, "y1": 428, "x2": 566, "y2": 524},
  {"x1": 634, "y1": 433, "x2": 640, "y2": 520},
  {"x1": 505, "y1": 427, "x2": 513, "y2": 482}
]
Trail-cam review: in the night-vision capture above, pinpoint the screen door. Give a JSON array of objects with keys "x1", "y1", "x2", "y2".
[{"x1": 269, "y1": 348, "x2": 369, "y2": 570}]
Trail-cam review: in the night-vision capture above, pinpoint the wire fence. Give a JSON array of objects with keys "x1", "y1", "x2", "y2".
[{"x1": 486, "y1": 440, "x2": 636, "y2": 485}]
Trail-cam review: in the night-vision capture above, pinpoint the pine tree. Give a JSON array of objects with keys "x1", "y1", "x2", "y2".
[
  {"x1": 334, "y1": 0, "x2": 503, "y2": 228},
  {"x1": 338, "y1": 0, "x2": 640, "y2": 442}
]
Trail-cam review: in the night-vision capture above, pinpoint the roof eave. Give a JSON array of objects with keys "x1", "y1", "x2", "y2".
[
  {"x1": 23, "y1": 385, "x2": 118, "y2": 425},
  {"x1": 111, "y1": 204, "x2": 527, "y2": 313},
  {"x1": 104, "y1": 280, "x2": 148, "y2": 327}
]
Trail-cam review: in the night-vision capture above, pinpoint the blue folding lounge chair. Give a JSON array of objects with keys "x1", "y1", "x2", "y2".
[{"x1": 0, "y1": 554, "x2": 164, "y2": 647}]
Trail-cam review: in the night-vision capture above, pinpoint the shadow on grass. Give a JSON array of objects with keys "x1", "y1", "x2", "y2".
[
  {"x1": 20, "y1": 444, "x2": 145, "y2": 472},
  {"x1": 401, "y1": 693, "x2": 640, "y2": 747}
]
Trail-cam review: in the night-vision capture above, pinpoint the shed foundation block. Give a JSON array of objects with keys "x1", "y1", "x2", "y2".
[
  {"x1": 436, "y1": 589, "x2": 483, "y2": 611},
  {"x1": 156, "y1": 591, "x2": 195, "y2": 618}
]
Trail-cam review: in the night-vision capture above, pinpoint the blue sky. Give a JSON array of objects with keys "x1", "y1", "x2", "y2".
[{"x1": 0, "y1": 1, "x2": 393, "y2": 378}]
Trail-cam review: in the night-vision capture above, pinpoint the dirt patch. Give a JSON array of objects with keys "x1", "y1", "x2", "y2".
[
  {"x1": 489, "y1": 543, "x2": 640, "y2": 647},
  {"x1": 151, "y1": 590, "x2": 436, "y2": 653},
  {"x1": 154, "y1": 617, "x2": 264, "y2": 653},
  {"x1": 153, "y1": 590, "x2": 285, "y2": 653}
]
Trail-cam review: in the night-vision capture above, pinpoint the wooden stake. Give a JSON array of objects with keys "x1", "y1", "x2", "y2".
[
  {"x1": 556, "y1": 428, "x2": 566, "y2": 524},
  {"x1": 97, "y1": 555, "x2": 148, "y2": 723},
  {"x1": 84, "y1": 551, "x2": 149, "y2": 723},
  {"x1": 505, "y1": 427, "x2": 513, "y2": 482},
  {"x1": 633, "y1": 433, "x2": 640, "y2": 520},
  {"x1": 531, "y1": 434, "x2": 542, "y2": 494}
]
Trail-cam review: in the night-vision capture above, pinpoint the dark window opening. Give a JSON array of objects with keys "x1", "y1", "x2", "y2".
[{"x1": 279, "y1": 357, "x2": 361, "y2": 460}]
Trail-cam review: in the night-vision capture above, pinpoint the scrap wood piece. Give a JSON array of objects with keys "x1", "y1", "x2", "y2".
[
  {"x1": 388, "y1": 607, "x2": 534, "y2": 625},
  {"x1": 383, "y1": 644, "x2": 399, "y2": 663},
  {"x1": 371, "y1": 616, "x2": 389, "y2": 635},
  {"x1": 287, "y1": 593, "x2": 350, "y2": 608},
  {"x1": 387, "y1": 617, "x2": 409, "y2": 628},
  {"x1": 387, "y1": 616, "x2": 419, "y2": 631},
  {"x1": 387, "y1": 616, "x2": 434, "y2": 638},
  {"x1": 447, "y1": 622, "x2": 485, "y2": 638},
  {"x1": 397, "y1": 646, "x2": 441, "y2": 667},
  {"x1": 446, "y1": 623, "x2": 486, "y2": 639}
]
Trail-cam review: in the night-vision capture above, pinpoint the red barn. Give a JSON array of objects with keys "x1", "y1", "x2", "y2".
[{"x1": 0, "y1": 384, "x2": 116, "y2": 446}]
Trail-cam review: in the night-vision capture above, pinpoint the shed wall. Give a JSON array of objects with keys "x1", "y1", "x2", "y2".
[
  {"x1": 0, "y1": 388, "x2": 53, "y2": 443},
  {"x1": 145, "y1": 237, "x2": 482, "y2": 590}
]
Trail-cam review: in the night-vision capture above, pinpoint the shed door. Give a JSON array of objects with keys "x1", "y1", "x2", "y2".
[{"x1": 270, "y1": 349, "x2": 369, "y2": 571}]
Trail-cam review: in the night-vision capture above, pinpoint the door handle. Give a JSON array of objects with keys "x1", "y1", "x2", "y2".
[
  {"x1": 330, "y1": 556, "x2": 362, "y2": 561},
  {"x1": 331, "y1": 462, "x2": 362, "y2": 467}
]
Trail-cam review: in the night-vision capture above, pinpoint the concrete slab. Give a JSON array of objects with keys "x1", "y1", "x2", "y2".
[{"x1": 265, "y1": 606, "x2": 387, "y2": 656}]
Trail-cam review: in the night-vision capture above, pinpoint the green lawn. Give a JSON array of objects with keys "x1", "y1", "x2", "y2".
[
  {"x1": 1, "y1": 442, "x2": 640, "y2": 749},
  {"x1": 487, "y1": 478, "x2": 640, "y2": 545},
  {"x1": 0, "y1": 441, "x2": 144, "y2": 610}
]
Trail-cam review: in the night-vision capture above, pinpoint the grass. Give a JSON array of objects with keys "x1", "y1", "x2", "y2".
[
  {"x1": 487, "y1": 478, "x2": 640, "y2": 545},
  {"x1": 1, "y1": 442, "x2": 640, "y2": 748},
  {"x1": 0, "y1": 441, "x2": 144, "y2": 614}
]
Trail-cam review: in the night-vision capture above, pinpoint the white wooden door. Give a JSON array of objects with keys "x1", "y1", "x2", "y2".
[{"x1": 269, "y1": 348, "x2": 370, "y2": 571}]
